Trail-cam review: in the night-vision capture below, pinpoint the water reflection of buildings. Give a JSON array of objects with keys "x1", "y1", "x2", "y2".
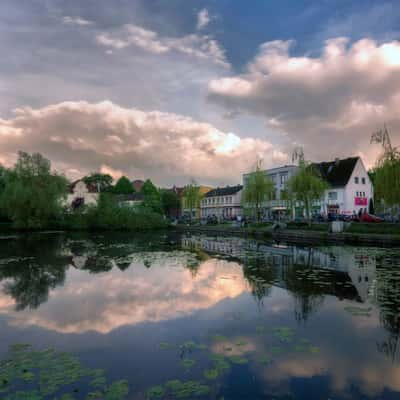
[{"x1": 182, "y1": 236, "x2": 377, "y2": 303}]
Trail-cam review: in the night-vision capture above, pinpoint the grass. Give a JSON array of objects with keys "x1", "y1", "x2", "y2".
[
  {"x1": 286, "y1": 222, "x2": 329, "y2": 232},
  {"x1": 346, "y1": 223, "x2": 400, "y2": 235}
]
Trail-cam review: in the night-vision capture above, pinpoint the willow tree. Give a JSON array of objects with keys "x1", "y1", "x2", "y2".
[
  {"x1": 183, "y1": 179, "x2": 202, "y2": 221},
  {"x1": 0, "y1": 152, "x2": 68, "y2": 229},
  {"x1": 371, "y1": 125, "x2": 400, "y2": 212},
  {"x1": 242, "y1": 161, "x2": 274, "y2": 222},
  {"x1": 287, "y1": 151, "x2": 328, "y2": 225}
]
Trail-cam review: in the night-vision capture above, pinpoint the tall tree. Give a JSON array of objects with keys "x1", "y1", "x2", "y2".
[
  {"x1": 183, "y1": 180, "x2": 202, "y2": 221},
  {"x1": 0, "y1": 152, "x2": 68, "y2": 228},
  {"x1": 141, "y1": 179, "x2": 162, "y2": 213},
  {"x1": 160, "y1": 189, "x2": 180, "y2": 218},
  {"x1": 287, "y1": 150, "x2": 328, "y2": 225},
  {"x1": 83, "y1": 172, "x2": 113, "y2": 192},
  {"x1": 113, "y1": 176, "x2": 135, "y2": 194},
  {"x1": 370, "y1": 125, "x2": 400, "y2": 212},
  {"x1": 242, "y1": 160, "x2": 274, "y2": 222}
]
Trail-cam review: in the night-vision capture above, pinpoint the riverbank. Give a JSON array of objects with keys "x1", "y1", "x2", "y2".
[{"x1": 173, "y1": 224, "x2": 400, "y2": 246}]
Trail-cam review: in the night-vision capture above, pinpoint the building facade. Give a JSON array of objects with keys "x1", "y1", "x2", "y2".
[
  {"x1": 182, "y1": 185, "x2": 213, "y2": 219},
  {"x1": 242, "y1": 165, "x2": 298, "y2": 218},
  {"x1": 313, "y1": 157, "x2": 374, "y2": 216},
  {"x1": 242, "y1": 157, "x2": 373, "y2": 218},
  {"x1": 200, "y1": 185, "x2": 243, "y2": 219},
  {"x1": 67, "y1": 180, "x2": 99, "y2": 209}
]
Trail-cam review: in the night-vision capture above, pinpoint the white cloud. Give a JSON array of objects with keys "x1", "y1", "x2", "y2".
[
  {"x1": 96, "y1": 23, "x2": 228, "y2": 67},
  {"x1": 1, "y1": 257, "x2": 247, "y2": 334},
  {"x1": 0, "y1": 101, "x2": 286, "y2": 184},
  {"x1": 208, "y1": 38, "x2": 400, "y2": 166},
  {"x1": 197, "y1": 8, "x2": 211, "y2": 30},
  {"x1": 62, "y1": 16, "x2": 93, "y2": 26}
]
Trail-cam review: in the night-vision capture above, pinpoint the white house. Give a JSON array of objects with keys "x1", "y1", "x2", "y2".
[
  {"x1": 200, "y1": 185, "x2": 243, "y2": 219},
  {"x1": 242, "y1": 157, "x2": 373, "y2": 218},
  {"x1": 313, "y1": 157, "x2": 374, "y2": 216},
  {"x1": 67, "y1": 180, "x2": 99, "y2": 209}
]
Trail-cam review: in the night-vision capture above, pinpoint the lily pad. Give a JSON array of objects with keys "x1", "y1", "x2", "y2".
[
  {"x1": 146, "y1": 385, "x2": 165, "y2": 399},
  {"x1": 203, "y1": 369, "x2": 219, "y2": 380}
]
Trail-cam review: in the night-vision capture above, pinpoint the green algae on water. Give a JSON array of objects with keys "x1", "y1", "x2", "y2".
[
  {"x1": 0, "y1": 344, "x2": 129, "y2": 399},
  {"x1": 146, "y1": 385, "x2": 165, "y2": 399}
]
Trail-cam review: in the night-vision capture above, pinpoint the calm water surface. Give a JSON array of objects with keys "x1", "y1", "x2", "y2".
[{"x1": 0, "y1": 232, "x2": 399, "y2": 399}]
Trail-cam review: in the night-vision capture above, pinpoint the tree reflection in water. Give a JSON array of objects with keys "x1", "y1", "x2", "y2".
[{"x1": 0, "y1": 232, "x2": 399, "y2": 365}]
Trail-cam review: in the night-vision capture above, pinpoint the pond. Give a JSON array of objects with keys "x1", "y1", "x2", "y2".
[{"x1": 0, "y1": 231, "x2": 399, "y2": 399}]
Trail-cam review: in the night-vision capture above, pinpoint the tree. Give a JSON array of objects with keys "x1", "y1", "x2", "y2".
[
  {"x1": 83, "y1": 172, "x2": 113, "y2": 192},
  {"x1": 0, "y1": 152, "x2": 68, "y2": 229},
  {"x1": 160, "y1": 189, "x2": 180, "y2": 218},
  {"x1": 370, "y1": 125, "x2": 400, "y2": 213},
  {"x1": 141, "y1": 179, "x2": 162, "y2": 213},
  {"x1": 242, "y1": 160, "x2": 274, "y2": 222},
  {"x1": 183, "y1": 180, "x2": 202, "y2": 221},
  {"x1": 287, "y1": 153, "x2": 328, "y2": 225},
  {"x1": 113, "y1": 176, "x2": 134, "y2": 194}
]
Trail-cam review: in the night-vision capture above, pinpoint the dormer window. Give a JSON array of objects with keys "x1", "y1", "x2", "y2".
[{"x1": 354, "y1": 177, "x2": 359, "y2": 184}]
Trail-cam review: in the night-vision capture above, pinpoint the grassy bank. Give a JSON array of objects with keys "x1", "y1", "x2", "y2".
[{"x1": 346, "y1": 223, "x2": 400, "y2": 235}]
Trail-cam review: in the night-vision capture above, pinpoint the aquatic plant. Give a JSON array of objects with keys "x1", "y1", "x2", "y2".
[
  {"x1": 228, "y1": 355, "x2": 248, "y2": 364},
  {"x1": 203, "y1": 369, "x2": 219, "y2": 380},
  {"x1": 344, "y1": 306, "x2": 372, "y2": 317},
  {"x1": 146, "y1": 385, "x2": 165, "y2": 399},
  {"x1": 273, "y1": 327, "x2": 294, "y2": 342},
  {"x1": 159, "y1": 341, "x2": 173, "y2": 349},
  {"x1": 181, "y1": 358, "x2": 196, "y2": 370},
  {"x1": 0, "y1": 344, "x2": 129, "y2": 399},
  {"x1": 163, "y1": 380, "x2": 209, "y2": 398}
]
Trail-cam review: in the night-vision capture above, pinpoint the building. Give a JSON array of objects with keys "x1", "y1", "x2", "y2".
[
  {"x1": 131, "y1": 180, "x2": 145, "y2": 192},
  {"x1": 242, "y1": 157, "x2": 373, "y2": 218},
  {"x1": 116, "y1": 193, "x2": 144, "y2": 207},
  {"x1": 242, "y1": 165, "x2": 298, "y2": 218},
  {"x1": 313, "y1": 156, "x2": 374, "y2": 216},
  {"x1": 67, "y1": 180, "x2": 99, "y2": 209},
  {"x1": 200, "y1": 185, "x2": 243, "y2": 219},
  {"x1": 182, "y1": 185, "x2": 213, "y2": 219}
]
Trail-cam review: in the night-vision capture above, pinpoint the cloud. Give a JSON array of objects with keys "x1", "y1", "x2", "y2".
[
  {"x1": 62, "y1": 16, "x2": 93, "y2": 26},
  {"x1": 96, "y1": 23, "x2": 228, "y2": 67},
  {"x1": 208, "y1": 38, "x2": 400, "y2": 166},
  {"x1": 1, "y1": 257, "x2": 247, "y2": 334},
  {"x1": 0, "y1": 101, "x2": 286, "y2": 184},
  {"x1": 197, "y1": 8, "x2": 211, "y2": 30}
]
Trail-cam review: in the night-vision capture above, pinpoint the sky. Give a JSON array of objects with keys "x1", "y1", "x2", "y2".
[{"x1": 1, "y1": 0, "x2": 400, "y2": 186}]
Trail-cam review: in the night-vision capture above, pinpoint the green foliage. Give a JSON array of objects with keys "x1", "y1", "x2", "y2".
[
  {"x1": 63, "y1": 194, "x2": 166, "y2": 231},
  {"x1": 141, "y1": 179, "x2": 162, "y2": 213},
  {"x1": 0, "y1": 152, "x2": 68, "y2": 229},
  {"x1": 113, "y1": 176, "x2": 134, "y2": 195},
  {"x1": 160, "y1": 189, "x2": 180, "y2": 217},
  {"x1": 287, "y1": 160, "x2": 328, "y2": 224},
  {"x1": 243, "y1": 162, "x2": 274, "y2": 221},
  {"x1": 0, "y1": 344, "x2": 129, "y2": 399},
  {"x1": 83, "y1": 173, "x2": 113, "y2": 192},
  {"x1": 373, "y1": 156, "x2": 400, "y2": 209},
  {"x1": 347, "y1": 223, "x2": 400, "y2": 235},
  {"x1": 183, "y1": 180, "x2": 202, "y2": 220}
]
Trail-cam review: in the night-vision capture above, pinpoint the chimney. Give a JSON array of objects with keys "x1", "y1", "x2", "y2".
[{"x1": 335, "y1": 157, "x2": 340, "y2": 165}]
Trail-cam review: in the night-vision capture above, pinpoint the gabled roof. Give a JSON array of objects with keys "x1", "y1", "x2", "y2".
[
  {"x1": 131, "y1": 179, "x2": 144, "y2": 192},
  {"x1": 205, "y1": 185, "x2": 243, "y2": 197},
  {"x1": 312, "y1": 157, "x2": 359, "y2": 188}
]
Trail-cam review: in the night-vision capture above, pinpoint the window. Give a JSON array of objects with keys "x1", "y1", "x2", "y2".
[
  {"x1": 328, "y1": 191, "x2": 337, "y2": 200},
  {"x1": 356, "y1": 191, "x2": 359, "y2": 197},
  {"x1": 354, "y1": 177, "x2": 359, "y2": 184},
  {"x1": 280, "y1": 174, "x2": 288, "y2": 185},
  {"x1": 362, "y1": 177, "x2": 366, "y2": 184}
]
